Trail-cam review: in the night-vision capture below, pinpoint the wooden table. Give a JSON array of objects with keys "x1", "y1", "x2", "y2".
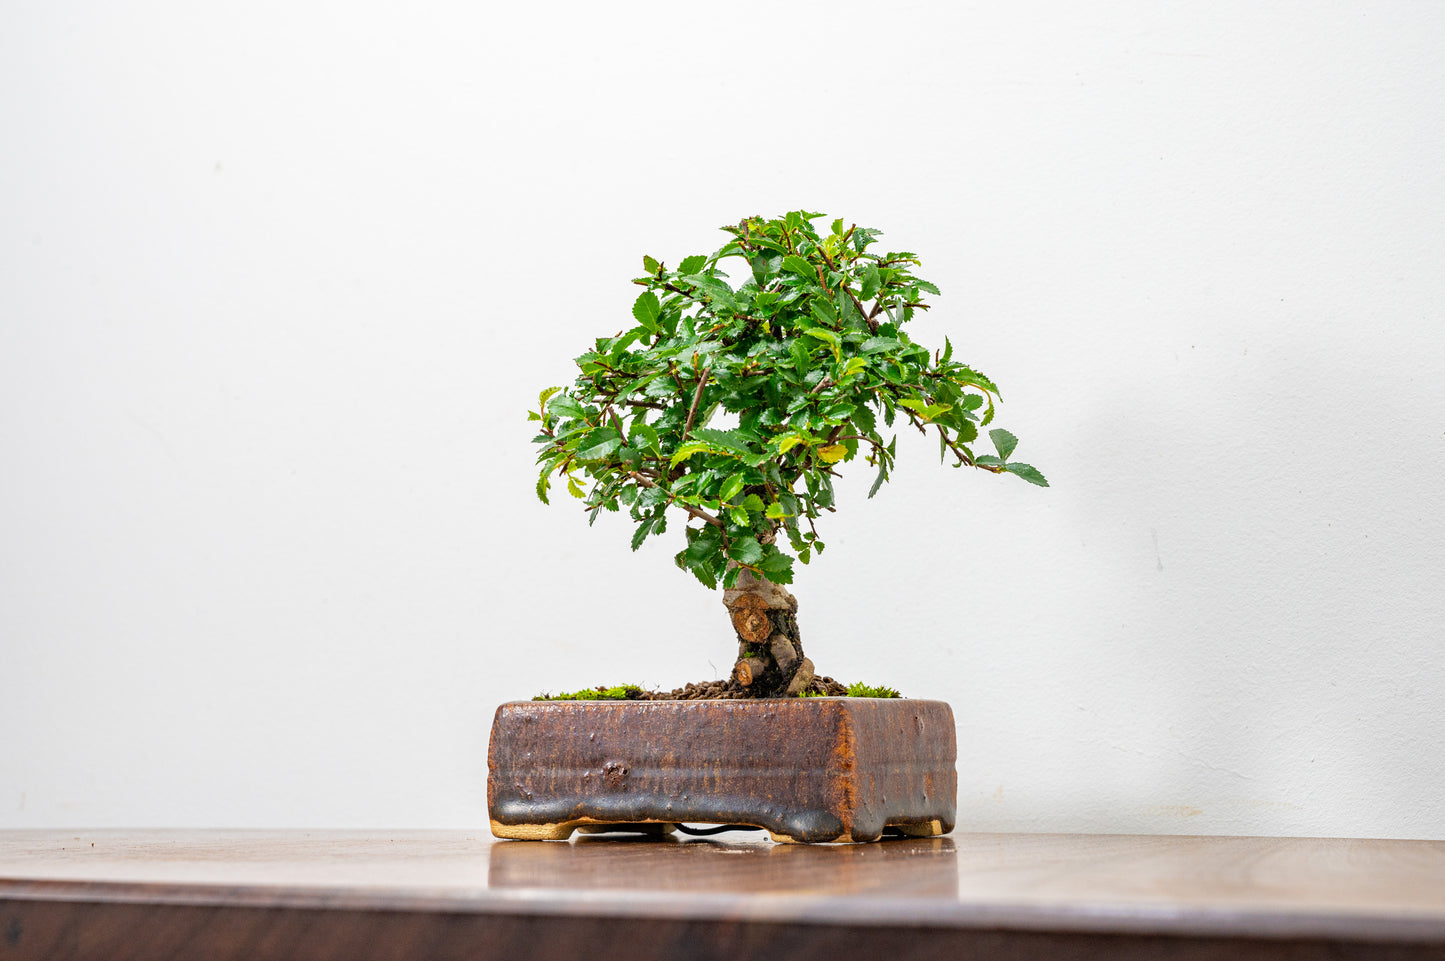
[{"x1": 2, "y1": 830, "x2": 1443, "y2": 960}]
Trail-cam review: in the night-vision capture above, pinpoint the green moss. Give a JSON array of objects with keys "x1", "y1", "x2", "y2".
[
  {"x1": 798, "y1": 682, "x2": 903, "y2": 698},
  {"x1": 845, "y1": 682, "x2": 901, "y2": 698},
  {"x1": 533, "y1": 684, "x2": 644, "y2": 701}
]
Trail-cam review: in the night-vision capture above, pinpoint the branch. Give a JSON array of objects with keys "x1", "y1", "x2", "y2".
[
  {"x1": 844, "y1": 286, "x2": 877, "y2": 334},
  {"x1": 682, "y1": 366, "x2": 710, "y2": 440},
  {"x1": 836, "y1": 433, "x2": 886, "y2": 451},
  {"x1": 628, "y1": 471, "x2": 724, "y2": 528}
]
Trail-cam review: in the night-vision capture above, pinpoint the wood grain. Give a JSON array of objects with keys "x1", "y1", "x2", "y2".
[{"x1": 3, "y1": 831, "x2": 1444, "y2": 960}]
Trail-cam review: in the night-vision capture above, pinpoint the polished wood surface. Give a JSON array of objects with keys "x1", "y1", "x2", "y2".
[{"x1": 3, "y1": 830, "x2": 1444, "y2": 960}]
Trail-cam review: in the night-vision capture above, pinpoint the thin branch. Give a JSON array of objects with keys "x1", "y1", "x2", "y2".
[
  {"x1": 682, "y1": 366, "x2": 710, "y2": 441},
  {"x1": 809, "y1": 376, "x2": 834, "y2": 396},
  {"x1": 836, "y1": 433, "x2": 886, "y2": 451},
  {"x1": 628, "y1": 471, "x2": 724, "y2": 528},
  {"x1": 844, "y1": 286, "x2": 877, "y2": 334}
]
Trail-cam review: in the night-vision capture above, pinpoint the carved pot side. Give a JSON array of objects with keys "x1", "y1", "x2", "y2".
[{"x1": 487, "y1": 698, "x2": 957, "y2": 843}]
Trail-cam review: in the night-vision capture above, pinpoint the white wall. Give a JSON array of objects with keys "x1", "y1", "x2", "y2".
[{"x1": 3, "y1": 0, "x2": 1442, "y2": 837}]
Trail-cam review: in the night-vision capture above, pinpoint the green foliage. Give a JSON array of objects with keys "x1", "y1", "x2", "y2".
[
  {"x1": 530, "y1": 212, "x2": 1047, "y2": 590},
  {"x1": 533, "y1": 685, "x2": 645, "y2": 701}
]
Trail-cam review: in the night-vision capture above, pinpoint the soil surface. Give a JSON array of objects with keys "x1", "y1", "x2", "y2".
[{"x1": 631, "y1": 675, "x2": 848, "y2": 700}]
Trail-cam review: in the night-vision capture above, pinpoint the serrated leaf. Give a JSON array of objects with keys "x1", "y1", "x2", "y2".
[
  {"x1": 782, "y1": 254, "x2": 814, "y2": 278},
  {"x1": 867, "y1": 458, "x2": 887, "y2": 499},
  {"x1": 691, "y1": 426, "x2": 759, "y2": 455},
  {"x1": 914, "y1": 279, "x2": 941, "y2": 296},
  {"x1": 776, "y1": 434, "x2": 804, "y2": 456},
  {"x1": 685, "y1": 525, "x2": 723, "y2": 564},
  {"x1": 975, "y1": 454, "x2": 1005, "y2": 467},
  {"x1": 538, "y1": 386, "x2": 562, "y2": 411},
  {"x1": 536, "y1": 467, "x2": 552, "y2": 504},
  {"x1": 643, "y1": 254, "x2": 661, "y2": 274},
  {"x1": 566, "y1": 474, "x2": 585, "y2": 499},
  {"x1": 678, "y1": 254, "x2": 707, "y2": 274},
  {"x1": 632, "y1": 291, "x2": 661, "y2": 331},
  {"x1": 547, "y1": 393, "x2": 586, "y2": 421},
  {"x1": 1005, "y1": 462, "x2": 1049, "y2": 487},
  {"x1": 630, "y1": 514, "x2": 654, "y2": 551},
  {"x1": 576, "y1": 430, "x2": 622, "y2": 461},
  {"x1": 750, "y1": 253, "x2": 780, "y2": 286},
  {"x1": 765, "y1": 501, "x2": 786, "y2": 519},
  {"x1": 818, "y1": 444, "x2": 847, "y2": 464},
  {"x1": 729, "y1": 506, "x2": 750, "y2": 526},
  {"x1": 740, "y1": 493, "x2": 765, "y2": 512},
  {"x1": 802, "y1": 328, "x2": 840, "y2": 359},
  {"x1": 681, "y1": 274, "x2": 736, "y2": 310},
  {"x1": 629, "y1": 421, "x2": 659, "y2": 453},
  {"x1": 670, "y1": 440, "x2": 716, "y2": 467},
  {"x1": 718, "y1": 472, "x2": 745, "y2": 503},
  {"x1": 989, "y1": 428, "x2": 1018, "y2": 461},
  {"x1": 790, "y1": 339, "x2": 811, "y2": 373},
  {"x1": 860, "y1": 336, "x2": 903, "y2": 354},
  {"x1": 860, "y1": 264, "x2": 881, "y2": 301},
  {"x1": 758, "y1": 550, "x2": 793, "y2": 583},
  {"x1": 954, "y1": 366, "x2": 1000, "y2": 395},
  {"x1": 728, "y1": 535, "x2": 764, "y2": 566}
]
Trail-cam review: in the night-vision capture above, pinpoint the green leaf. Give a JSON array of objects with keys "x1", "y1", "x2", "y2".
[
  {"x1": 861, "y1": 336, "x2": 903, "y2": 354},
  {"x1": 632, "y1": 292, "x2": 661, "y2": 331},
  {"x1": 691, "y1": 427, "x2": 758, "y2": 454},
  {"x1": 765, "y1": 501, "x2": 787, "y2": 519},
  {"x1": 718, "y1": 472, "x2": 745, "y2": 503},
  {"x1": 1005, "y1": 462, "x2": 1049, "y2": 487},
  {"x1": 782, "y1": 254, "x2": 815, "y2": 278},
  {"x1": 629, "y1": 421, "x2": 659, "y2": 453},
  {"x1": 678, "y1": 254, "x2": 708, "y2": 274},
  {"x1": 670, "y1": 440, "x2": 716, "y2": 467},
  {"x1": 867, "y1": 457, "x2": 887, "y2": 499},
  {"x1": 630, "y1": 514, "x2": 655, "y2": 551},
  {"x1": 729, "y1": 506, "x2": 750, "y2": 526},
  {"x1": 740, "y1": 493, "x2": 765, "y2": 512},
  {"x1": 576, "y1": 429, "x2": 623, "y2": 461},
  {"x1": 860, "y1": 264, "x2": 881, "y2": 301},
  {"x1": 681, "y1": 274, "x2": 736, "y2": 310},
  {"x1": 914, "y1": 279, "x2": 941, "y2": 296},
  {"x1": 758, "y1": 550, "x2": 793, "y2": 583},
  {"x1": 548, "y1": 393, "x2": 585, "y2": 421},
  {"x1": 802, "y1": 327, "x2": 840, "y2": 358},
  {"x1": 566, "y1": 474, "x2": 585, "y2": 499},
  {"x1": 975, "y1": 454, "x2": 1005, "y2": 467},
  {"x1": 750, "y1": 254, "x2": 780, "y2": 285},
  {"x1": 535, "y1": 466, "x2": 552, "y2": 504},
  {"x1": 989, "y1": 428, "x2": 1018, "y2": 461},
  {"x1": 728, "y1": 535, "x2": 764, "y2": 566},
  {"x1": 685, "y1": 525, "x2": 723, "y2": 564},
  {"x1": 643, "y1": 254, "x2": 661, "y2": 275},
  {"x1": 790, "y1": 339, "x2": 811, "y2": 374}
]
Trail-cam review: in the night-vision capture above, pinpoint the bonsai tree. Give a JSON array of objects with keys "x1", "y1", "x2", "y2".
[{"x1": 530, "y1": 211, "x2": 1046, "y2": 698}]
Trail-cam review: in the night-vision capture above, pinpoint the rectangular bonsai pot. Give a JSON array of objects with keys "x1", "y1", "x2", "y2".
[{"x1": 487, "y1": 697, "x2": 957, "y2": 843}]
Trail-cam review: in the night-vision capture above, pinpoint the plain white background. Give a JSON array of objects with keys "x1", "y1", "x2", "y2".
[{"x1": 3, "y1": 0, "x2": 1443, "y2": 837}]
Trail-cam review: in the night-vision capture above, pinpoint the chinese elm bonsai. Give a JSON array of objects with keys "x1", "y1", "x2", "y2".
[{"x1": 530, "y1": 211, "x2": 1046, "y2": 699}]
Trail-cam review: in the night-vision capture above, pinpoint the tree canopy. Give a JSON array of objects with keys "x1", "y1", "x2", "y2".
[{"x1": 530, "y1": 211, "x2": 1046, "y2": 591}]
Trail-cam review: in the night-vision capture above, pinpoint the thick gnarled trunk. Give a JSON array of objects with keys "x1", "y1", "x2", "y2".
[{"x1": 724, "y1": 568, "x2": 815, "y2": 698}]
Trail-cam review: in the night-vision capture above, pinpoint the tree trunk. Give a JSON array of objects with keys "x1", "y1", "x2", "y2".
[{"x1": 724, "y1": 568, "x2": 815, "y2": 698}]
